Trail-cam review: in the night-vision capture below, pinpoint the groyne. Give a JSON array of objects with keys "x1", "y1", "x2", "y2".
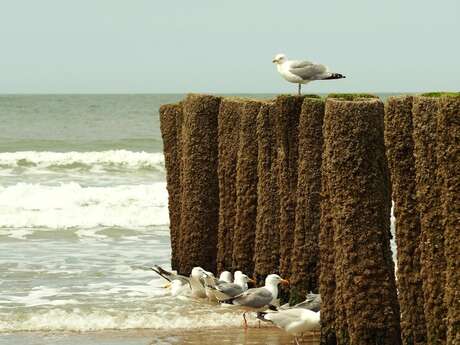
[{"x1": 159, "y1": 92, "x2": 459, "y2": 345}]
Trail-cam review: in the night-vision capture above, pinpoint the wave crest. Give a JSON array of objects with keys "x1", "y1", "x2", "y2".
[
  {"x1": 0, "y1": 150, "x2": 165, "y2": 173},
  {"x1": 0, "y1": 182, "x2": 168, "y2": 229}
]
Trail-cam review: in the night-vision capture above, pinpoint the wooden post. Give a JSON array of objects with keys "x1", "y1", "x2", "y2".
[
  {"x1": 384, "y1": 96, "x2": 427, "y2": 345},
  {"x1": 159, "y1": 102, "x2": 183, "y2": 271},
  {"x1": 254, "y1": 103, "x2": 280, "y2": 282},
  {"x1": 290, "y1": 96, "x2": 324, "y2": 302},
  {"x1": 179, "y1": 94, "x2": 221, "y2": 274},
  {"x1": 412, "y1": 95, "x2": 447, "y2": 345},
  {"x1": 232, "y1": 100, "x2": 263, "y2": 275},
  {"x1": 322, "y1": 95, "x2": 401, "y2": 345},
  {"x1": 216, "y1": 98, "x2": 242, "y2": 273}
]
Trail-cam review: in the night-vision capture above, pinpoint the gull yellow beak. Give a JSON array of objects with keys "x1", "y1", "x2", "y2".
[
  {"x1": 248, "y1": 278, "x2": 257, "y2": 284},
  {"x1": 162, "y1": 282, "x2": 172, "y2": 289},
  {"x1": 280, "y1": 279, "x2": 289, "y2": 286}
]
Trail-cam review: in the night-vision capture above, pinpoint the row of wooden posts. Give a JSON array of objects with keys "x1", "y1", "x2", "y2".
[{"x1": 159, "y1": 93, "x2": 459, "y2": 345}]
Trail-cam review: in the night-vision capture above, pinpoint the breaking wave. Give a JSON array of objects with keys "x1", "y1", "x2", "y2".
[
  {"x1": 0, "y1": 182, "x2": 168, "y2": 229},
  {"x1": 0, "y1": 150, "x2": 165, "y2": 173}
]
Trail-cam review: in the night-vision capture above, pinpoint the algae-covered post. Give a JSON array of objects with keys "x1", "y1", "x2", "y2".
[
  {"x1": 412, "y1": 95, "x2": 447, "y2": 345},
  {"x1": 254, "y1": 102, "x2": 280, "y2": 282},
  {"x1": 319, "y1": 110, "x2": 337, "y2": 345},
  {"x1": 272, "y1": 95, "x2": 304, "y2": 279},
  {"x1": 179, "y1": 94, "x2": 221, "y2": 274},
  {"x1": 436, "y1": 94, "x2": 460, "y2": 345},
  {"x1": 290, "y1": 96, "x2": 324, "y2": 303},
  {"x1": 322, "y1": 94, "x2": 401, "y2": 345},
  {"x1": 232, "y1": 100, "x2": 263, "y2": 276},
  {"x1": 216, "y1": 99, "x2": 242, "y2": 273},
  {"x1": 159, "y1": 102, "x2": 183, "y2": 271},
  {"x1": 384, "y1": 95, "x2": 427, "y2": 345}
]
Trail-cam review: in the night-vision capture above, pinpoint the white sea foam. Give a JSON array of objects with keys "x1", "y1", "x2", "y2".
[
  {"x1": 0, "y1": 305, "x2": 253, "y2": 332},
  {"x1": 0, "y1": 150, "x2": 165, "y2": 172},
  {"x1": 0, "y1": 182, "x2": 168, "y2": 230}
]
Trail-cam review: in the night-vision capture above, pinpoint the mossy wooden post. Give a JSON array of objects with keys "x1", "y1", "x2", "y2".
[
  {"x1": 232, "y1": 100, "x2": 263, "y2": 276},
  {"x1": 436, "y1": 94, "x2": 460, "y2": 345},
  {"x1": 290, "y1": 96, "x2": 324, "y2": 303},
  {"x1": 254, "y1": 103, "x2": 280, "y2": 282},
  {"x1": 216, "y1": 98, "x2": 242, "y2": 273},
  {"x1": 319, "y1": 105, "x2": 337, "y2": 345},
  {"x1": 323, "y1": 94, "x2": 401, "y2": 345},
  {"x1": 384, "y1": 96, "x2": 427, "y2": 345},
  {"x1": 159, "y1": 102, "x2": 183, "y2": 272},
  {"x1": 180, "y1": 94, "x2": 221, "y2": 274},
  {"x1": 412, "y1": 94, "x2": 448, "y2": 345},
  {"x1": 272, "y1": 95, "x2": 305, "y2": 280}
]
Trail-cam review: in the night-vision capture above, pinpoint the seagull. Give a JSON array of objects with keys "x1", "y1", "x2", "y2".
[
  {"x1": 272, "y1": 53, "x2": 345, "y2": 95},
  {"x1": 280, "y1": 292, "x2": 321, "y2": 312},
  {"x1": 151, "y1": 265, "x2": 207, "y2": 298},
  {"x1": 219, "y1": 271, "x2": 233, "y2": 283},
  {"x1": 207, "y1": 272, "x2": 254, "y2": 301},
  {"x1": 167, "y1": 279, "x2": 191, "y2": 297},
  {"x1": 257, "y1": 308, "x2": 320, "y2": 345},
  {"x1": 226, "y1": 274, "x2": 289, "y2": 328}
]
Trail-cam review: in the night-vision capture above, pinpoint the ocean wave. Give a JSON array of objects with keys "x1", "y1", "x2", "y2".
[
  {"x1": 0, "y1": 150, "x2": 165, "y2": 173},
  {"x1": 0, "y1": 304, "x2": 252, "y2": 332},
  {"x1": 0, "y1": 182, "x2": 168, "y2": 229}
]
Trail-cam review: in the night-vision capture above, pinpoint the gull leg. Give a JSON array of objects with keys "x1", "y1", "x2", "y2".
[
  {"x1": 294, "y1": 336, "x2": 300, "y2": 345},
  {"x1": 298, "y1": 83, "x2": 301, "y2": 95},
  {"x1": 243, "y1": 312, "x2": 248, "y2": 330}
]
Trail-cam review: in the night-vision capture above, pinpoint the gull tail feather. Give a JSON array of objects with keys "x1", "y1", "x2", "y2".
[
  {"x1": 150, "y1": 265, "x2": 172, "y2": 282},
  {"x1": 323, "y1": 73, "x2": 346, "y2": 80}
]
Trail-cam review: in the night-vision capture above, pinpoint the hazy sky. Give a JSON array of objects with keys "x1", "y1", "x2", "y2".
[{"x1": 1, "y1": 0, "x2": 459, "y2": 94}]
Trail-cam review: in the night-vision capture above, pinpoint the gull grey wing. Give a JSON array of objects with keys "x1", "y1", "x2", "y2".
[
  {"x1": 215, "y1": 282, "x2": 243, "y2": 297},
  {"x1": 293, "y1": 294, "x2": 321, "y2": 312},
  {"x1": 233, "y1": 287, "x2": 273, "y2": 308},
  {"x1": 289, "y1": 61, "x2": 328, "y2": 80}
]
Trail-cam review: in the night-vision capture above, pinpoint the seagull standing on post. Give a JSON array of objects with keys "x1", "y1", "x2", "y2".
[{"x1": 272, "y1": 53, "x2": 345, "y2": 95}]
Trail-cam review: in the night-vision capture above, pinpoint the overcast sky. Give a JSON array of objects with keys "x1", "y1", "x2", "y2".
[{"x1": 1, "y1": 0, "x2": 459, "y2": 94}]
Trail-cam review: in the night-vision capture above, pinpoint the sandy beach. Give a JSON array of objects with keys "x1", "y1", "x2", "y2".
[{"x1": 0, "y1": 328, "x2": 319, "y2": 345}]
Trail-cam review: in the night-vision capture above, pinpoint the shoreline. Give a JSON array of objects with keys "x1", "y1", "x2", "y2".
[{"x1": 0, "y1": 327, "x2": 320, "y2": 345}]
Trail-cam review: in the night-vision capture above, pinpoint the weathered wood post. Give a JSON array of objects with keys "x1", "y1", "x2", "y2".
[
  {"x1": 232, "y1": 100, "x2": 263, "y2": 276},
  {"x1": 290, "y1": 96, "x2": 324, "y2": 302},
  {"x1": 435, "y1": 94, "x2": 459, "y2": 345},
  {"x1": 412, "y1": 94, "x2": 448, "y2": 345},
  {"x1": 216, "y1": 98, "x2": 242, "y2": 273},
  {"x1": 384, "y1": 95, "x2": 427, "y2": 345},
  {"x1": 179, "y1": 94, "x2": 221, "y2": 274},
  {"x1": 159, "y1": 102, "x2": 183, "y2": 271},
  {"x1": 272, "y1": 95, "x2": 305, "y2": 279},
  {"x1": 321, "y1": 94, "x2": 401, "y2": 345},
  {"x1": 254, "y1": 102, "x2": 280, "y2": 282}
]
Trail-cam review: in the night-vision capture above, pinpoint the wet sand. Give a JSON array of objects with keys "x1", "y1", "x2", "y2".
[{"x1": 0, "y1": 327, "x2": 320, "y2": 345}]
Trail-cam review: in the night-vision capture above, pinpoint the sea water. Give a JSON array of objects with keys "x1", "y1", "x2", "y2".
[{"x1": 0, "y1": 94, "x2": 397, "y2": 339}]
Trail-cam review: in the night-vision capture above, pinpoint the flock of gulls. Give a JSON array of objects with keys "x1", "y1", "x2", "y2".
[{"x1": 151, "y1": 265, "x2": 321, "y2": 345}]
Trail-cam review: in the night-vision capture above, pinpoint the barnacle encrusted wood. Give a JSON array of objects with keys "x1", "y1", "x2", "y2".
[
  {"x1": 322, "y1": 94, "x2": 401, "y2": 345},
  {"x1": 216, "y1": 98, "x2": 243, "y2": 272},
  {"x1": 159, "y1": 102, "x2": 183, "y2": 272},
  {"x1": 232, "y1": 100, "x2": 263, "y2": 275},
  {"x1": 412, "y1": 95, "x2": 447, "y2": 345},
  {"x1": 436, "y1": 94, "x2": 460, "y2": 345},
  {"x1": 384, "y1": 96, "x2": 427, "y2": 345},
  {"x1": 290, "y1": 96, "x2": 324, "y2": 301},
  {"x1": 179, "y1": 94, "x2": 221, "y2": 274},
  {"x1": 272, "y1": 95, "x2": 305, "y2": 279},
  {"x1": 254, "y1": 102, "x2": 280, "y2": 282}
]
